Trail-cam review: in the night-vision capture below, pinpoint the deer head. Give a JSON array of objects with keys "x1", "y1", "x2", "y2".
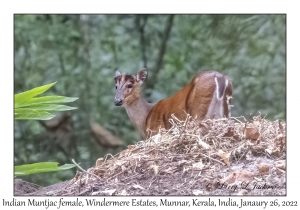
[{"x1": 114, "y1": 68, "x2": 148, "y2": 106}]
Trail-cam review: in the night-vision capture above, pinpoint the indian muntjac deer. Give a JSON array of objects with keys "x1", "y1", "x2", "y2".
[{"x1": 114, "y1": 68, "x2": 232, "y2": 138}]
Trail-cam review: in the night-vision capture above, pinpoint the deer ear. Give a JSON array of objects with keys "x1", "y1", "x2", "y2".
[
  {"x1": 115, "y1": 70, "x2": 122, "y2": 77},
  {"x1": 136, "y1": 68, "x2": 148, "y2": 84}
]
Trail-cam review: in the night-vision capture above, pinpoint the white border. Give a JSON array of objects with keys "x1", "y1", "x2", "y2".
[{"x1": 1, "y1": 0, "x2": 299, "y2": 209}]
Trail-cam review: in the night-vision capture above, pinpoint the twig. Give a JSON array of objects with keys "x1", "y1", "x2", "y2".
[
  {"x1": 71, "y1": 159, "x2": 102, "y2": 181},
  {"x1": 104, "y1": 153, "x2": 114, "y2": 162},
  {"x1": 106, "y1": 170, "x2": 125, "y2": 183},
  {"x1": 231, "y1": 116, "x2": 246, "y2": 124},
  {"x1": 148, "y1": 176, "x2": 157, "y2": 189},
  {"x1": 200, "y1": 153, "x2": 226, "y2": 166},
  {"x1": 123, "y1": 173, "x2": 143, "y2": 182}
]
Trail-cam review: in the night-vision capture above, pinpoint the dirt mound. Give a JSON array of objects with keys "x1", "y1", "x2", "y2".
[{"x1": 15, "y1": 115, "x2": 286, "y2": 196}]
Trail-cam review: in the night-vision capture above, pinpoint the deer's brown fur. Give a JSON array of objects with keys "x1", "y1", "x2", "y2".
[{"x1": 114, "y1": 69, "x2": 232, "y2": 138}]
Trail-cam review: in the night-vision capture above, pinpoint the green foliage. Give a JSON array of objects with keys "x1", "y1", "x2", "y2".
[
  {"x1": 14, "y1": 162, "x2": 75, "y2": 177},
  {"x1": 14, "y1": 82, "x2": 78, "y2": 120},
  {"x1": 14, "y1": 82, "x2": 78, "y2": 182}
]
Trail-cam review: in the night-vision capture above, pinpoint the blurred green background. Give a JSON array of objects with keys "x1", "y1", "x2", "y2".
[{"x1": 14, "y1": 14, "x2": 286, "y2": 186}]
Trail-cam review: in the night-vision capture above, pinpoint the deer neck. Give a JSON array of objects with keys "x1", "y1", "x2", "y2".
[{"x1": 124, "y1": 97, "x2": 154, "y2": 138}]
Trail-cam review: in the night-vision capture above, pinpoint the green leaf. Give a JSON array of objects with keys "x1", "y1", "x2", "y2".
[
  {"x1": 14, "y1": 162, "x2": 76, "y2": 177},
  {"x1": 57, "y1": 164, "x2": 77, "y2": 170},
  {"x1": 14, "y1": 82, "x2": 78, "y2": 121},
  {"x1": 15, "y1": 82, "x2": 57, "y2": 108},
  {"x1": 16, "y1": 104, "x2": 77, "y2": 112},
  {"x1": 21, "y1": 96, "x2": 78, "y2": 106},
  {"x1": 14, "y1": 108, "x2": 55, "y2": 120}
]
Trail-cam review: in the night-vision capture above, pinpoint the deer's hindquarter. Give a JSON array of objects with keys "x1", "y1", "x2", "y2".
[{"x1": 194, "y1": 71, "x2": 231, "y2": 119}]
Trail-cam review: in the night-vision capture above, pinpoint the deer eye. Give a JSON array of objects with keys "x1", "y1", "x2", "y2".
[{"x1": 127, "y1": 84, "x2": 133, "y2": 88}]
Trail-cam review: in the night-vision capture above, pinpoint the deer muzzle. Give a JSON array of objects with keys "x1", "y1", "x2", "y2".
[{"x1": 114, "y1": 97, "x2": 123, "y2": 106}]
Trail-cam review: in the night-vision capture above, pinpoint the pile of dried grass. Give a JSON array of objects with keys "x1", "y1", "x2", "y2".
[{"x1": 52, "y1": 115, "x2": 286, "y2": 196}]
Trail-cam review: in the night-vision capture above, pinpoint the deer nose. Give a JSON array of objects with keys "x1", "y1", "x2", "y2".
[{"x1": 114, "y1": 97, "x2": 123, "y2": 106}]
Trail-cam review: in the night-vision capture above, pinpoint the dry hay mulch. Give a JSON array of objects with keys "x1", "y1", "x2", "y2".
[{"x1": 17, "y1": 115, "x2": 286, "y2": 196}]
